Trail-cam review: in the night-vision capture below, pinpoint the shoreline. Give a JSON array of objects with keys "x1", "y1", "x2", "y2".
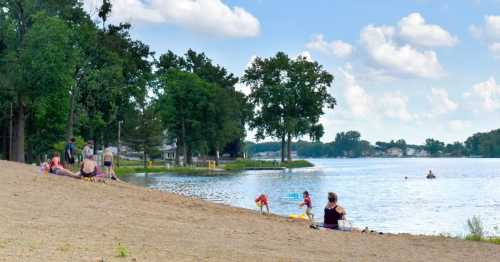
[{"x1": 1, "y1": 160, "x2": 499, "y2": 261}]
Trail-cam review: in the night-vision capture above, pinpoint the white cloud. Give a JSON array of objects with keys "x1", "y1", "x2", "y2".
[
  {"x1": 470, "y1": 15, "x2": 500, "y2": 57},
  {"x1": 360, "y1": 24, "x2": 445, "y2": 79},
  {"x1": 488, "y1": 42, "x2": 500, "y2": 58},
  {"x1": 380, "y1": 92, "x2": 413, "y2": 122},
  {"x1": 448, "y1": 120, "x2": 471, "y2": 131},
  {"x1": 428, "y1": 88, "x2": 458, "y2": 114},
  {"x1": 341, "y1": 69, "x2": 372, "y2": 118},
  {"x1": 483, "y1": 15, "x2": 500, "y2": 40},
  {"x1": 470, "y1": 77, "x2": 500, "y2": 112},
  {"x1": 81, "y1": 0, "x2": 260, "y2": 38},
  {"x1": 306, "y1": 34, "x2": 353, "y2": 58},
  {"x1": 340, "y1": 68, "x2": 412, "y2": 122},
  {"x1": 398, "y1": 13, "x2": 458, "y2": 47}
]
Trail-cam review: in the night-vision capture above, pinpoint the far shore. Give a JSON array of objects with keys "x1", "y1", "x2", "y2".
[{"x1": 1, "y1": 160, "x2": 499, "y2": 261}]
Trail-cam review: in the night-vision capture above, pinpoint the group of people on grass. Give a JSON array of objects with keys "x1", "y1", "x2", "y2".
[
  {"x1": 256, "y1": 191, "x2": 347, "y2": 230},
  {"x1": 44, "y1": 138, "x2": 118, "y2": 181}
]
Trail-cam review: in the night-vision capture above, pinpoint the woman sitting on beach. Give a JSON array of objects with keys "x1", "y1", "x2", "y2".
[
  {"x1": 323, "y1": 192, "x2": 346, "y2": 230},
  {"x1": 48, "y1": 152, "x2": 78, "y2": 178},
  {"x1": 80, "y1": 155, "x2": 98, "y2": 181}
]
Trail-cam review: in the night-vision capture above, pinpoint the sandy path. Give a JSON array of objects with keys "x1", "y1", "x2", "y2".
[{"x1": 0, "y1": 160, "x2": 499, "y2": 261}]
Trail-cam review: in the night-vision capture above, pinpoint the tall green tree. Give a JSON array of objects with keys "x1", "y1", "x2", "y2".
[{"x1": 243, "y1": 52, "x2": 335, "y2": 162}]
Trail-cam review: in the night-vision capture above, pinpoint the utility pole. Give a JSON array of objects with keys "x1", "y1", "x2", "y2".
[
  {"x1": 117, "y1": 120, "x2": 122, "y2": 167},
  {"x1": 9, "y1": 103, "x2": 13, "y2": 161}
]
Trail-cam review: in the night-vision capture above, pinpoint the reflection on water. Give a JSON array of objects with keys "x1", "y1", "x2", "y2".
[{"x1": 122, "y1": 158, "x2": 500, "y2": 236}]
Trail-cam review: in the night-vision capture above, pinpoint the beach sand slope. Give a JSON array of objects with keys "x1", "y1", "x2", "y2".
[{"x1": 0, "y1": 160, "x2": 499, "y2": 261}]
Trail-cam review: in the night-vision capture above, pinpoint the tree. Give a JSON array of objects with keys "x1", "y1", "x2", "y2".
[
  {"x1": 425, "y1": 138, "x2": 445, "y2": 157},
  {"x1": 243, "y1": 52, "x2": 335, "y2": 162},
  {"x1": 156, "y1": 50, "x2": 249, "y2": 165}
]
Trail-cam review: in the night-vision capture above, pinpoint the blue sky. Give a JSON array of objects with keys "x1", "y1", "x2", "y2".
[{"x1": 83, "y1": 0, "x2": 500, "y2": 144}]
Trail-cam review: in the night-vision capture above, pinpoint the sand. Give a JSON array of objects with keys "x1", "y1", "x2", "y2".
[{"x1": 0, "y1": 160, "x2": 499, "y2": 261}]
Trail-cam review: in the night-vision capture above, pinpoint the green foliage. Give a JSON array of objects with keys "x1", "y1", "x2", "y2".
[
  {"x1": 115, "y1": 243, "x2": 129, "y2": 257},
  {"x1": 466, "y1": 216, "x2": 484, "y2": 240},
  {"x1": 425, "y1": 138, "x2": 445, "y2": 157},
  {"x1": 156, "y1": 50, "x2": 250, "y2": 164},
  {"x1": 243, "y1": 52, "x2": 336, "y2": 161},
  {"x1": 465, "y1": 129, "x2": 500, "y2": 157},
  {"x1": 224, "y1": 159, "x2": 313, "y2": 171}
]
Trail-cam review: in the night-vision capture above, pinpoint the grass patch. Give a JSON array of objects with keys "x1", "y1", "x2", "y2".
[
  {"x1": 223, "y1": 159, "x2": 314, "y2": 171},
  {"x1": 116, "y1": 243, "x2": 129, "y2": 257},
  {"x1": 463, "y1": 216, "x2": 500, "y2": 245},
  {"x1": 116, "y1": 166, "x2": 210, "y2": 176}
]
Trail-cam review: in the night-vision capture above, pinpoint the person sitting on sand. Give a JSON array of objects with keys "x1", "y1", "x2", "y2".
[
  {"x1": 255, "y1": 194, "x2": 270, "y2": 215},
  {"x1": 299, "y1": 191, "x2": 314, "y2": 223},
  {"x1": 426, "y1": 170, "x2": 436, "y2": 179},
  {"x1": 80, "y1": 155, "x2": 98, "y2": 181},
  {"x1": 322, "y1": 192, "x2": 346, "y2": 230},
  {"x1": 48, "y1": 152, "x2": 78, "y2": 178}
]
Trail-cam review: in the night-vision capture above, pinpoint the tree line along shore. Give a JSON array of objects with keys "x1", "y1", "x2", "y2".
[
  {"x1": 0, "y1": 1, "x2": 334, "y2": 167},
  {"x1": 247, "y1": 129, "x2": 500, "y2": 158}
]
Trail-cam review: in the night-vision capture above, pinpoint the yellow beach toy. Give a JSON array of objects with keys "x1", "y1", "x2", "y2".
[{"x1": 289, "y1": 213, "x2": 309, "y2": 220}]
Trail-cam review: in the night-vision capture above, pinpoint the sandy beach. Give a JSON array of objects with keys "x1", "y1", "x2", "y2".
[{"x1": 0, "y1": 160, "x2": 499, "y2": 261}]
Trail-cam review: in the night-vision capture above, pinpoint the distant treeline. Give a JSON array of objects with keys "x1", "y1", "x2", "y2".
[{"x1": 246, "y1": 129, "x2": 500, "y2": 158}]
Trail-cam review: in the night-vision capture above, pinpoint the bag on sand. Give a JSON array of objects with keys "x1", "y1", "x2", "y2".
[{"x1": 338, "y1": 220, "x2": 353, "y2": 231}]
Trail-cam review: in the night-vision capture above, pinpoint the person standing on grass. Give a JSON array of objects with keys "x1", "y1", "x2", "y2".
[
  {"x1": 83, "y1": 140, "x2": 94, "y2": 159},
  {"x1": 64, "y1": 138, "x2": 76, "y2": 169},
  {"x1": 255, "y1": 194, "x2": 270, "y2": 215},
  {"x1": 299, "y1": 191, "x2": 314, "y2": 223}
]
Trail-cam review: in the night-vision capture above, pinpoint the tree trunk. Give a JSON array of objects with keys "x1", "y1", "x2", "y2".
[
  {"x1": 175, "y1": 136, "x2": 181, "y2": 166},
  {"x1": 287, "y1": 133, "x2": 292, "y2": 162},
  {"x1": 187, "y1": 145, "x2": 193, "y2": 166},
  {"x1": 143, "y1": 149, "x2": 147, "y2": 168},
  {"x1": 182, "y1": 120, "x2": 187, "y2": 167},
  {"x1": 13, "y1": 100, "x2": 25, "y2": 163},
  {"x1": 280, "y1": 136, "x2": 285, "y2": 163},
  {"x1": 65, "y1": 72, "x2": 80, "y2": 141},
  {"x1": 215, "y1": 146, "x2": 220, "y2": 166}
]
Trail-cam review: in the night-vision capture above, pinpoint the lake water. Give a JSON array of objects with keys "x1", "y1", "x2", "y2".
[{"x1": 122, "y1": 158, "x2": 500, "y2": 236}]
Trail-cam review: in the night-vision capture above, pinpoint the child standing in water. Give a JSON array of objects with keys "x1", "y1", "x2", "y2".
[
  {"x1": 255, "y1": 194, "x2": 270, "y2": 215},
  {"x1": 299, "y1": 191, "x2": 314, "y2": 223}
]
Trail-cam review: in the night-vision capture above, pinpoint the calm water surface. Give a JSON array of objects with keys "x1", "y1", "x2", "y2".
[{"x1": 122, "y1": 158, "x2": 500, "y2": 236}]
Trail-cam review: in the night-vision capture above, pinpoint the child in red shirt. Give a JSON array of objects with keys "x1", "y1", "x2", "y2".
[
  {"x1": 255, "y1": 194, "x2": 270, "y2": 215},
  {"x1": 299, "y1": 191, "x2": 314, "y2": 223}
]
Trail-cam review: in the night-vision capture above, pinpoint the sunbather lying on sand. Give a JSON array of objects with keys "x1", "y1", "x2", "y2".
[{"x1": 48, "y1": 152, "x2": 79, "y2": 179}]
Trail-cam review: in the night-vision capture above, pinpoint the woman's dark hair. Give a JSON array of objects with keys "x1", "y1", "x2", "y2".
[
  {"x1": 328, "y1": 192, "x2": 338, "y2": 203},
  {"x1": 70, "y1": 137, "x2": 76, "y2": 142},
  {"x1": 303, "y1": 191, "x2": 309, "y2": 196},
  {"x1": 105, "y1": 143, "x2": 109, "y2": 148}
]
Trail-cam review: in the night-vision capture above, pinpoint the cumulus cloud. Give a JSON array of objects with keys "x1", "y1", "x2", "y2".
[
  {"x1": 469, "y1": 77, "x2": 500, "y2": 112},
  {"x1": 341, "y1": 69, "x2": 372, "y2": 118},
  {"x1": 380, "y1": 92, "x2": 413, "y2": 122},
  {"x1": 448, "y1": 120, "x2": 471, "y2": 131},
  {"x1": 398, "y1": 13, "x2": 458, "y2": 47},
  {"x1": 428, "y1": 88, "x2": 458, "y2": 115},
  {"x1": 340, "y1": 68, "x2": 412, "y2": 122},
  {"x1": 306, "y1": 34, "x2": 353, "y2": 58},
  {"x1": 360, "y1": 24, "x2": 445, "y2": 79},
  {"x1": 470, "y1": 15, "x2": 500, "y2": 57},
  {"x1": 81, "y1": 0, "x2": 260, "y2": 38}
]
